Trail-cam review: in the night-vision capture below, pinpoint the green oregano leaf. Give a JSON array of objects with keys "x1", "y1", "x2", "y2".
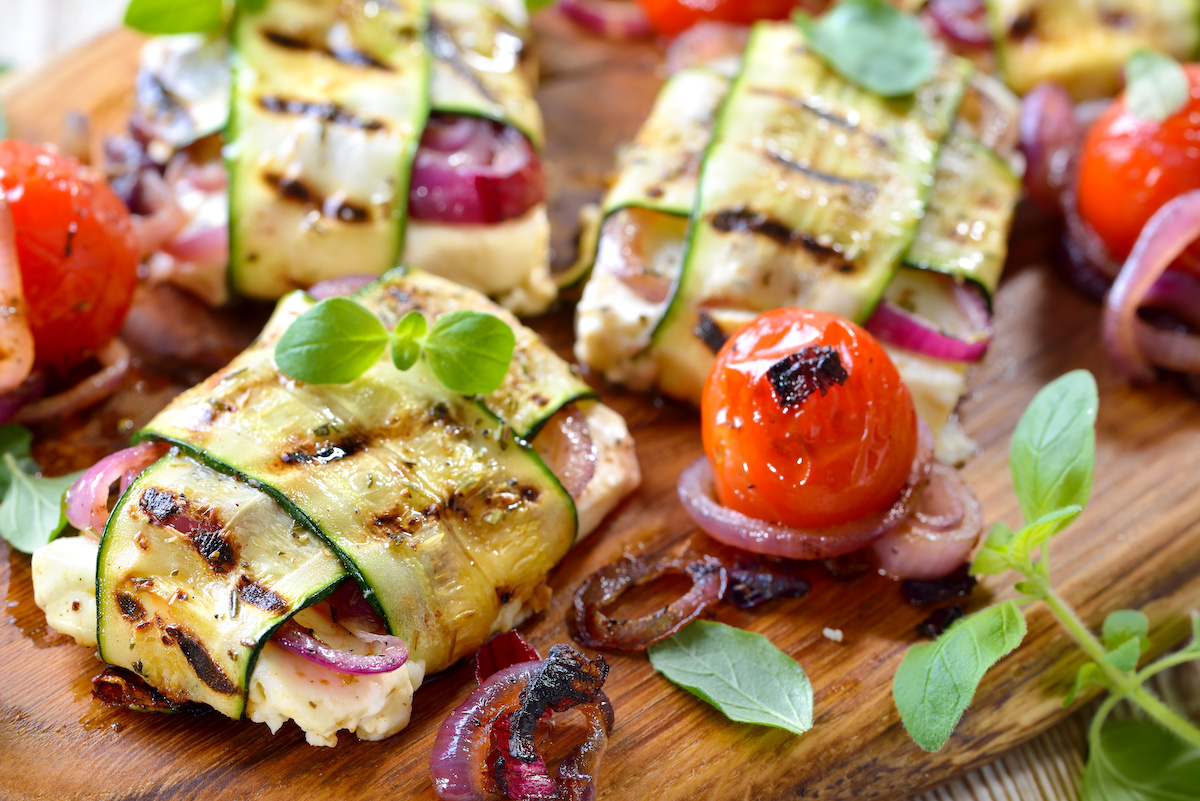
[
  {"x1": 275, "y1": 298, "x2": 389, "y2": 384},
  {"x1": 0, "y1": 454, "x2": 82, "y2": 554},
  {"x1": 423, "y1": 310, "x2": 516, "y2": 396},
  {"x1": 970, "y1": 521, "x2": 1016, "y2": 576},
  {"x1": 1103, "y1": 638, "x2": 1142, "y2": 673},
  {"x1": 893, "y1": 601, "x2": 1027, "y2": 751},
  {"x1": 648, "y1": 621, "x2": 814, "y2": 735},
  {"x1": 1125, "y1": 50, "x2": 1190, "y2": 124},
  {"x1": 124, "y1": 0, "x2": 224, "y2": 34},
  {"x1": 1064, "y1": 663, "x2": 1104, "y2": 707},
  {"x1": 1102, "y1": 610, "x2": 1150, "y2": 655},
  {"x1": 795, "y1": 0, "x2": 934, "y2": 97},
  {"x1": 1081, "y1": 717, "x2": 1200, "y2": 801},
  {"x1": 1010, "y1": 370, "x2": 1098, "y2": 526},
  {"x1": 1008, "y1": 505, "x2": 1083, "y2": 567},
  {"x1": 390, "y1": 311, "x2": 428, "y2": 372}
]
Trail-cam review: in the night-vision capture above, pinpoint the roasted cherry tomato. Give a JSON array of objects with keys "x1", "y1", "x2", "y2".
[
  {"x1": 637, "y1": 0, "x2": 809, "y2": 36},
  {"x1": 0, "y1": 140, "x2": 139, "y2": 370},
  {"x1": 1076, "y1": 64, "x2": 1200, "y2": 261},
  {"x1": 701, "y1": 308, "x2": 917, "y2": 529}
]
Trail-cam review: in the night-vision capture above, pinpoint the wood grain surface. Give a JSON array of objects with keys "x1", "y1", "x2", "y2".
[{"x1": 2, "y1": 13, "x2": 1200, "y2": 801}]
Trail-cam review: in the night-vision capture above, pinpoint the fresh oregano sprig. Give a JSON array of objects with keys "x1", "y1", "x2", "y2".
[
  {"x1": 274, "y1": 297, "x2": 516, "y2": 396},
  {"x1": 893, "y1": 370, "x2": 1200, "y2": 798}
]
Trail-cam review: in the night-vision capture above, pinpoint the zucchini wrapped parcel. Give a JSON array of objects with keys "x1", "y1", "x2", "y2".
[
  {"x1": 32, "y1": 269, "x2": 639, "y2": 746},
  {"x1": 127, "y1": 0, "x2": 557, "y2": 313},
  {"x1": 573, "y1": 21, "x2": 1022, "y2": 462}
]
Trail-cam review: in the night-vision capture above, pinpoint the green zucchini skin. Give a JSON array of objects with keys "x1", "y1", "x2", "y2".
[
  {"x1": 136, "y1": 269, "x2": 583, "y2": 674},
  {"x1": 651, "y1": 22, "x2": 970, "y2": 403},
  {"x1": 986, "y1": 0, "x2": 1200, "y2": 100},
  {"x1": 227, "y1": 0, "x2": 432, "y2": 300},
  {"x1": 96, "y1": 453, "x2": 346, "y2": 718}
]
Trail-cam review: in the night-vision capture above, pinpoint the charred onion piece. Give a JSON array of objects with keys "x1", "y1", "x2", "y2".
[
  {"x1": 869, "y1": 462, "x2": 984, "y2": 580},
  {"x1": 678, "y1": 421, "x2": 934, "y2": 560},
  {"x1": 901, "y1": 565, "x2": 978, "y2": 606},
  {"x1": 571, "y1": 553, "x2": 726, "y2": 652},
  {"x1": 476, "y1": 630, "x2": 541, "y2": 685},
  {"x1": 14, "y1": 338, "x2": 133, "y2": 424},
  {"x1": 722, "y1": 556, "x2": 811, "y2": 610},
  {"x1": 431, "y1": 646, "x2": 614, "y2": 801}
]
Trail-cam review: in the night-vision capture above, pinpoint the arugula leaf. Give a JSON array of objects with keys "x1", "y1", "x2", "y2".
[
  {"x1": 1103, "y1": 610, "x2": 1150, "y2": 655},
  {"x1": 391, "y1": 311, "x2": 428, "y2": 372},
  {"x1": 1010, "y1": 370, "x2": 1098, "y2": 526},
  {"x1": 1081, "y1": 718, "x2": 1200, "y2": 801},
  {"x1": 893, "y1": 601, "x2": 1027, "y2": 751},
  {"x1": 423, "y1": 310, "x2": 516, "y2": 396},
  {"x1": 0, "y1": 454, "x2": 82, "y2": 554},
  {"x1": 648, "y1": 621, "x2": 814, "y2": 735},
  {"x1": 124, "y1": 0, "x2": 224, "y2": 34},
  {"x1": 275, "y1": 298, "x2": 389, "y2": 384},
  {"x1": 0, "y1": 424, "x2": 38, "y2": 497},
  {"x1": 1125, "y1": 50, "x2": 1189, "y2": 124},
  {"x1": 794, "y1": 0, "x2": 934, "y2": 98},
  {"x1": 1008, "y1": 505, "x2": 1083, "y2": 568}
]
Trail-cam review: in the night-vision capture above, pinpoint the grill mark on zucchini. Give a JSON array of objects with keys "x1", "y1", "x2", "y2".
[
  {"x1": 427, "y1": 15, "x2": 499, "y2": 107},
  {"x1": 262, "y1": 172, "x2": 374, "y2": 224},
  {"x1": 262, "y1": 30, "x2": 394, "y2": 72},
  {"x1": 280, "y1": 435, "x2": 368, "y2": 466},
  {"x1": 762, "y1": 148, "x2": 878, "y2": 197},
  {"x1": 710, "y1": 207, "x2": 854, "y2": 273},
  {"x1": 258, "y1": 96, "x2": 386, "y2": 131},
  {"x1": 1008, "y1": 11, "x2": 1037, "y2": 40},
  {"x1": 234, "y1": 575, "x2": 288, "y2": 613},
  {"x1": 748, "y1": 88, "x2": 888, "y2": 150},
  {"x1": 694, "y1": 310, "x2": 729, "y2": 355},
  {"x1": 163, "y1": 624, "x2": 239, "y2": 696},
  {"x1": 117, "y1": 591, "x2": 146, "y2": 621},
  {"x1": 138, "y1": 487, "x2": 239, "y2": 574}
]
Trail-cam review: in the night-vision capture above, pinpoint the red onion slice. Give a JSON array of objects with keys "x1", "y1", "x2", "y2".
[
  {"x1": 1104, "y1": 191, "x2": 1200, "y2": 383},
  {"x1": 869, "y1": 463, "x2": 984, "y2": 579},
  {"x1": 865, "y1": 283, "x2": 992, "y2": 362},
  {"x1": 927, "y1": 0, "x2": 991, "y2": 47},
  {"x1": 665, "y1": 21, "x2": 750, "y2": 75},
  {"x1": 476, "y1": 631, "x2": 541, "y2": 685},
  {"x1": 571, "y1": 553, "x2": 726, "y2": 652},
  {"x1": 162, "y1": 223, "x2": 228, "y2": 266},
  {"x1": 14, "y1": 338, "x2": 133, "y2": 424},
  {"x1": 532, "y1": 404, "x2": 597, "y2": 500},
  {"x1": 0, "y1": 202, "x2": 35, "y2": 396},
  {"x1": 410, "y1": 114, "x2": 545, "y2": 225},
  {"x1": 679, "y1": 421, "x2": 934, "y2": 560},
  {"x1": 132, "y1": 163, "x2": 188, "y2": 259},
  {"x1": 271, "y1": 619, "x2": 408, "y2": 675},
  {"x1": 1020, "y1": 82, "x2": 1084, "y2": 213},
  {"x1": 327, "y1": 579, "x2": 387, "y2": 634},
  {"x1": 558, "y1": 0, "x2": 652, "y2": 40},
  {"x1": 0, "y1": 373, "x2": 45, "y2": 425},
  {"x1": 307, "y1": 274, "x2": 377, "y2": 301},
  {"x1": 66, "y1": 440, "x2": 170, "y2": 534}
]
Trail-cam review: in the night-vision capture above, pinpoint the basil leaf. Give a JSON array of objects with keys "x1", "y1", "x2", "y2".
[
  {"x1": 275, "y1": 298, "x2": 389, "y2": 384},
  {"x1": 1064, "y1": 662, "x2": 1104, "y2": 707},
  {"x1": 0, "y1": 454, "x2": 82, "y2": 554},
  {"x1": 795, "y1": 0, "x2": 934, "y2": 98},
  {"x1": 893, "y1": 601, "x2": 1027, "y2": 751},
  {"x1": 1008, "y1": 505, "x2": 1083, "y2": 567},
  {"x1": 423, "y1": 310, "x2": 515, "y2": 396},
  {"x1": 1125, "y1": 50, "x2": 1189, "y2": 124},
  {"x1": 390, "y1": 311, "x2": 428, "y2": 372},
  {"x1": 648, "y1": 621, "x2": 814, "y2": 735},
  {"x1": 0, "y1": 424, "x2": 37, "y2": 498},
  {"x1": 124, "y1": 0, "x2": 224, "y2": 34},
  {"x1": 1081, "y1": 717, "x2": 1200, "y2": 801},
  {"x1": 1010, "y1": 370, "x2": 1098, "y2": 526},
  {"x1": 1103, "y1": 610, "x2": 1150, "y2": 655},
  {"x1": 971, "y1": 521, "x2": 1016, "y2": 576}
]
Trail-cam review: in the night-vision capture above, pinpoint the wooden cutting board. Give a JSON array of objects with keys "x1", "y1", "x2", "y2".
[{"x1": 3, "y1": 12, "x2": 1200, "y2": 801}]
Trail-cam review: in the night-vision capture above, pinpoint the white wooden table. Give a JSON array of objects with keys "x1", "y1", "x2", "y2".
[{"x1": 1, "y1": 3, "x2": 1197, "y2": 800}]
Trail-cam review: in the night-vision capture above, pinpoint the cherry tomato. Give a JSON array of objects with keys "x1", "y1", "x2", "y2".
[
  {"x1": 1076, "y1": 64, "x2": 1200, "y2": 261},
  {"x1": 637, "y1": 0, "x2": 812, "y2": 36},
  {"x1": 0, "y1": 141, "x2": 139, "y2": 370},
  {"x1": 701, "y1": 308, "x2": 917, "y2": 529}
]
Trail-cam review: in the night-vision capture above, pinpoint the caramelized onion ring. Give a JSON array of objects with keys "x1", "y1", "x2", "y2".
[
  {"x1": 869, "y1": 462, "x2": 984, "y2": 579},
  {"x1": 1104, "y1": 191, "x2": 1200, "y2": 383},
  {"x1": 678, "y1": 421, "x2": 934, "y2": 560},
  {"x1": 571, "y1": 553, "x2": 727, "y2": 652},
  {"x1": 14, "y1": 338, "x2": 132, "y2": 424}
]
